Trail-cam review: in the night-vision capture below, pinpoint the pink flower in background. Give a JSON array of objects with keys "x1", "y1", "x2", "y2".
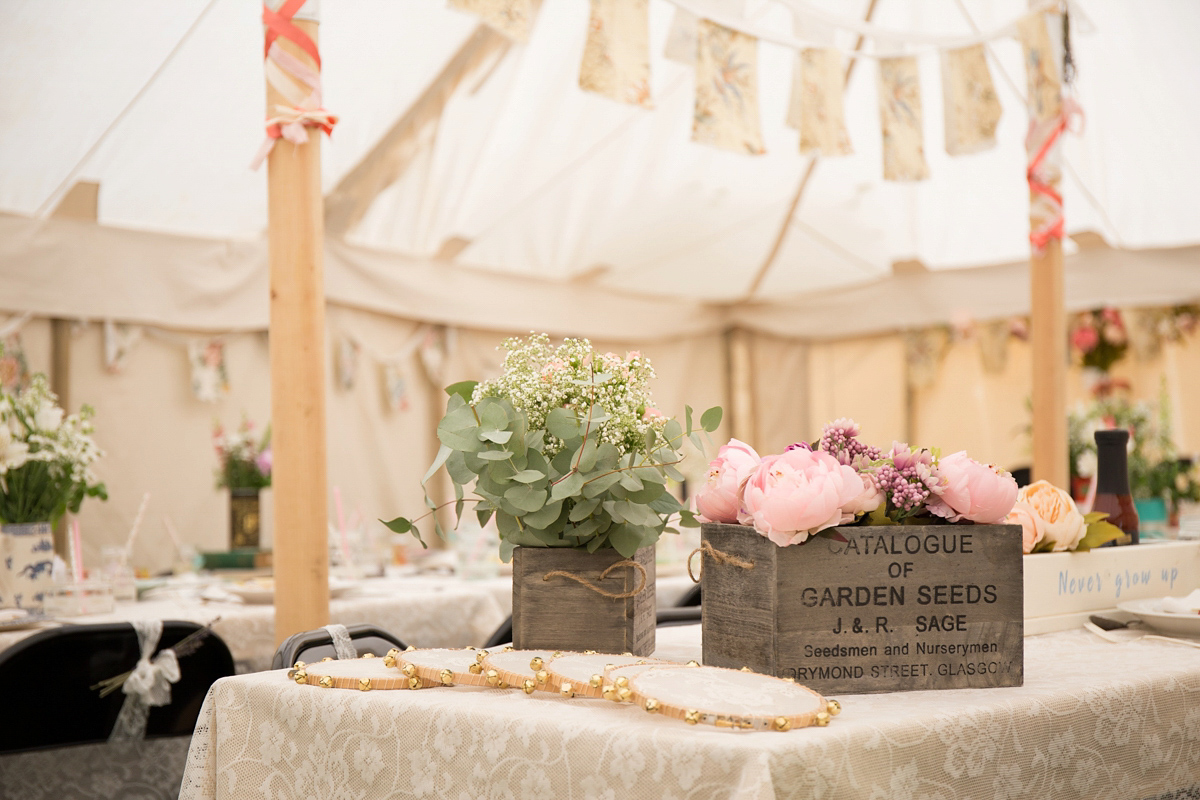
[
  {"x1": 642, "y1": 407, "x2": 664, "y2": 421},
  {"x1": 785, "y1": 441, "x2": 813, "y2": 452},
  {"x1": 740, "y1": 448, "x2": 864, "y2": 546},
  {"x1": 694, "y1": 438, "x2": 760, "y2": 524},
  {"x1": 1071, "y1": 325, "x2": 1099, "y2": 353},
  {"x1": 255, "y1": 448, "x2": 273, "y2": 478},
  {"x1": 928, "y1": 452, "x2": 1017, "y2": 523}
]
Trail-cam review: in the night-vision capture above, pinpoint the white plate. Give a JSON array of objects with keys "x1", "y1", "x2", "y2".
[
  {"x1": 224, "y1": 580, "x2": 356, "y2": 604},
  {"x1": 0, "y1": 610, "x2": 55, "y2": 631},
  {"x1": 1116, "y1": 598, "x2": 1200, "y2": 636}
]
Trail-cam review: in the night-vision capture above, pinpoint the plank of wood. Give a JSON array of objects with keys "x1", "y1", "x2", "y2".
[
  {"x1": 512, "y1": 545, "x2": 655, "y2": 656},
  {"x1": 1031, "y1": 238, "x2": 1068, "y2": 487},
  {"x1": 702, "y1": 523, "x2": 1024, "y2": 694},
  {"x1": 267, "y1": 16, "x2": 330, "y2": 643}
]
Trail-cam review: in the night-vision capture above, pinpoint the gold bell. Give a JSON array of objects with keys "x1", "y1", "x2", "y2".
[
  {"x1": 826, "y1": 699, "x2": 842, "y2": 717},
  {"x1": 783, "y1": 677, "x2": 795, "y2": 683},
  {"x1": 485, "y1": 669, "x2": 500, "y2": 687},
  {"x1": 503, "y1": 645, "x2": 515, "y2": 652},
  {"x1": 383, "y1": 655, "x2": 396, "y2": 668},
  {"x1": 293, "y1": 661, "x2": 306, "y2": 670},
  {"x1": 583, "y1": 650, "x2": 597, "y2": 655},
  {"x1": 359, "y1": 678, "x2": 372, "y2": 691},
  {"x1": 559, "y1": 682, "x2": 575, "y2": 698},
  {"x1": 685, "y1": 660, "x2": 700, "y2": 667},
  {"x1": 321, "y1": 656, "x2": 333, "y2": 662},
  {"x1": 361, "y1": 652, "x2": 376, "y2": 659},
  {"x1": 601, "y1": 684, "x2": 617, "y2": 701},
  {"x1": 621, "y1": 652, "x2": 633, "y2": 657},
  {"x1": 773, "y1": 716, "x2": 791, "y2": 732},
  {"x1": 604, "y1": 664, "x2": 615, "y2": 673},
  {"x1": 684, "y1": 709, "x2": 700, "y2": 725},
  {"x1": 408, "y1": 676, "x2": 422, "y2": 690},
  {"x1": 589, "y1": 674, "x2": 603, "y2": 689},
  {"x1": 498, "y1": 680, "x2": 510, "y2": 689},
  {"x1": 293, "y1": 670, "x2": 307, "y2": 684},
  {"x1": 614, "y1": 676, "x2": 629, "y2": 688},
  {"x1": 476, "y1": 650, "x2": 489, "y2": 663},
  {"x1": 814, "y1": 711, "x2": 831, "y2": 727},
  {"x1": 740, "y1": 666, "x2": 752, "y2": 673},
  {"x1": 644, "y1": 698, "x2": 660, "y2": 714},
  {"x1": 522, "y1": 679, "x2": 536, "y2": 695},
  {"x1": 551, "y1": 651, "x2": 563, "y2": 659},
  {"x1": 318, "y1": 676, "x2": 333, "y2": 688},
  {"x1": 386, "y1": 648, "x2": 399, "y2": 659},
  {"x1": 401, "y1": 663, "x2": 416, "y2": 678},
  {"x1": 536, "y1": 670, "x2": 549, "y2": 684},
  {"x1": 529, "y1": 656, "x2": 544, "y2": 671},
  {"x1": 469, "y1": 663, "x2": 483, "y2": 675},
  {"x1": 439, "y1": 669, "x2": 454, "y2": 686},
  {"x1": 616, "y1": 687, "x2": 632, "y2": 702},
  {"x1": 405, "y1": 645, "x2": 416, "y2": 652}
]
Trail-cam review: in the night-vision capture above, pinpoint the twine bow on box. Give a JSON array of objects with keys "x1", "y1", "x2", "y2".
[
  {"x1": 542, "y1": 559, "x2": 648, "y2": 599},
  {"x1": 687, "y1": 541, "x2": 755, "y2": 583},
  {"x1": 251, "y1": 0, "x2": 337, "y2": 169}
]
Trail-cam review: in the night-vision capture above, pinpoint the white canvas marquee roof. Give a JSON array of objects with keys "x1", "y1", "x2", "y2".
[{"x1": 2, "y1": 0, "x2": 1199, "y2": 339}]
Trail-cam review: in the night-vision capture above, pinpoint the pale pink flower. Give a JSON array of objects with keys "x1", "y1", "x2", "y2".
[
  {"x1": 694, "y1": 439, "x2": 760, "y2": 524},
  {"x1": 740, "y1": 449, "x2": 865, "y2": 546},
  {"x1": 1016, "y1": 480, "x2": 1086, "y2": 551},
  {"x1": 642, "y1": 407, "x2": 664, "y2": 421},
  {"x1": 927, "y1": 451, "x2": 1018, "y2": 524},
  {"x1": 1006, "y1": 501, "x2": 1043, "y2": 553},
  {"x1": 1071, "y1": 325, "x2": 1099, "y2": 353}
]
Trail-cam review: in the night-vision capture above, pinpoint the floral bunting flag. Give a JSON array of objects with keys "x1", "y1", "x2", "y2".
[
  {"x1": 877, "y1": 56, "x2": 929, "y2": 182},
  {"x1": 977, "y1": 320, "x2": 1011, "y2": 374},
  {"x1": 187, "y1": 339, "x2": 229, "y2": 403},
  {"x1": 380, "y1": 362, "x2": 410, "y2": 413},
  {"x1": 663, "y1": 7, "x2": 698, "y2": 65},
  {"x1": 941, "y1": 44, "x2": 1002, "y2": 156},
  {"x1": 335, "y1": 335, "x2": 359, "y2": 391},
  {"x1": 0, "y1": 334, "x2": 29, "y2": 391},
  {"x1": 103, "y1": 320, "x2": 143, "y2": 374},
  {"x1": 904, "y1": 328, "x2": 949, "y2": 389},
  {"x1": 692, "y1": 21, "x2": 766, "y2": 156},
  {"x1": 449, "y1": 0, "x2": 540, "y2": 43},
  {"x1": 579, "y1": 0, "x2": 653, "y2": 108},
  {"x1": 787, "y1": 48, "x2": 853, "y2": 156}
]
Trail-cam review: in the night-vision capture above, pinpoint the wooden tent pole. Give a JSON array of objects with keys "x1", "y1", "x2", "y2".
[{"x1": 264, "y1": 6, "x2": 330, "y2": 642}]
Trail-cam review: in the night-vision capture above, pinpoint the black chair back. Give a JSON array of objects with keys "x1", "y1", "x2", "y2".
[
  {"x1": 483, "y1": 616, "x2": 514, "y2": 649},
  {"x1": 675, "y1": 583, "x2": 701, "y2": 607},
  {"x1": 271, "y1": 624, "x2": 405, "y2": 670},
  {"x1": 656, "y1": 606, "x2": 701, "y2": 627},
  {"x1": 0, "y1": 621, "x2": 234, "y2": 754}
]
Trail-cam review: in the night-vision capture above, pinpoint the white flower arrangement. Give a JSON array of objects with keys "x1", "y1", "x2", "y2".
[{"x1": 0, "y1": 373, "x2": 106, "y2": 524}]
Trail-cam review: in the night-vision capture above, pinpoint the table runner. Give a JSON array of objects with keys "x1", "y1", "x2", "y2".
[{"x1": 179, "y1": 626, "x2": 1200, "y2": 799}]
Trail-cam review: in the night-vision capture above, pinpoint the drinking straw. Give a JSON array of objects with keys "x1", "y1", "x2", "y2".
[
  {"x1": 332, "y1": 487, "x2": 353, "y2": 566},
  {"x1": 162, "y1": 515, "x2": 186, "y2": 560},
  {"x1": 122, "y1": 492, "x2": 151, "y2": 565},
  {"x1": 70, "y1": 519, "x2": 85, "y2": 583}
]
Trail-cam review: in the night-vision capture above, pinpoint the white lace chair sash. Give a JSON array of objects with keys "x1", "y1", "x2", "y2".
[
  {"x1": 109, "y1": 619, "x2": 181, "y2": 743},
  {"x1": 322, "y1": 624, "x2": 358, "y2": 660}
]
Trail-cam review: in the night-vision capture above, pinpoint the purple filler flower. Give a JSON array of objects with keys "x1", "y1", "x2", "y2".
[
  {"x1": 818, "y1": 417, "x2": 882, "y2": 469},
  {"x1": 254, "y1": 448, "x2": 273, "y2": 477},
  {"x1": 785, "y1": 441, "x2": 813, "y2": 452}
]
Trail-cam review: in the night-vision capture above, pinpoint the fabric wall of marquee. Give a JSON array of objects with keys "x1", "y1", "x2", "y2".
[{"x1": 2, "y1": 0, "x2": 1200, "y2": 573}]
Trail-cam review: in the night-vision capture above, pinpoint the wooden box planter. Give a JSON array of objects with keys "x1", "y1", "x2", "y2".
[
  {"x1": 512, "y1": 545, "x2": 656, "y2": 656},
  {"x1": 700, "y1": 522, "x2": 1024, "y2": 694}
]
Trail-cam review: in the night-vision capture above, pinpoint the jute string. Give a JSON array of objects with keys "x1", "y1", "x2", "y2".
[
  {"x1": 687, "y1": 541, "x2": 755, "y2": 583},
  {"x1": 542, "y1": 560, "x2": 647, "y2": 599}
]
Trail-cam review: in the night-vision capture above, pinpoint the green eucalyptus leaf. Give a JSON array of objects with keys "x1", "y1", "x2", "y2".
[
  {"x1": 586, "y1": 533, "x2": 609, "y2": 553},
  {"x1": 1076, "y1": 520, "x2": 1125, "y2": 552},
  {"x1": 437, "y1": 427, "x2": 484, "y2": 452},
  {"x1": 549, "y1": 471, "x2": 585, "y2": 503},
  {"x1": 445, "y1": 451, "x2": 476, "y2": 486},
  {"x1": 643, "y1": 428, "x2": 656, "y2": 453},
  {"x1": 525, "y1": 448, "x2": 550, "y2": 476},
  {"x1": 634, "y1": 464, "x2": 666, "y2": 484},
  {"x1": 551, "y1": 448, "x2": 575, "y2": 475},
  {"x1": 510, "y1": 469, "x2": 546, "y2": 484},
  {"x1": 688, "y1": 432, "x2": 703, "y2": 451},
  {"x1": 585, "y1": 404, "x2": 610, "y2": 425},
  {"x1": 528, "y1": 526, "x2": 562, "y2": 546},
  {"x1": 678, "y1": 509, "x2": 701, "y2": 528},
  {"x1": 607, "y1": 524, "x2": 643, "y2": 558},
  {"x1": 445, "y1": 381, "x2": 478, "y2": 403},
  {"x1": 648, "y1": 492, "x2": 681, "y2": 514},
  {"x1": 602, "y1": 500, "x2": 624, "y2": 523},
  {"x1": 525, "y1": 430, "x2": 545, "y2": 452},
  {"x1": 422, "y1": 444, "x2": 453, "y2": 485},
  {"x1": 568, "y1": 496, "x2": 601, "y2": 521},
  {"x1": 380, "y1": 516, "x2": 412, "y2": 533},
  {"x1": 462, "y1": 451, "x2": 487, "y2": 474},
  {"x1": 439, "y1": 402, "x2": 478, "y2": 432},
  {"x1": 498, "y1": 537, "x2": 516, "y2": 563},
  {"x1": 504, "y1": 484, "x2": 547, "y2": 513},
  {"x1": 455, "y1": 497, "x2": 465, "y2": 522},
  {"x1": 522, "y1": 499, "x2": 564, "y2": 529},
  {"x1": 700, "y1": 406, "x2": 723, "y2": 432},
  {"x1": 480, "y1": 429, "x2": 513, "y2": 444},
  {"x1": 495, "y1": 512, "x2": 520, "y2": 538},
  {"x1": 663, "y1": 464, "x2": 685, "y2": 482},
  {"x1": 615, "y1": 501, "x2": 660, "y2": 527},
  {"x1": 479, "y1": 400, "x2": 509, "y2": 433},
  {"x1": 595, "y1": 442, "x2": 620, "y2": 472},
  {"x1": 476, "y1": 450, "x2": 514, "y2": 461},
  {"x1": 476, "y1": 506, "x2": 494, "y2": 527},
  {"x1": 685, "y1": 405, "x2": 693, "y2": 434},
  {"x1": 583, "y1": 472, "x2": 622, "y2": 498},
  {"x1": 627, "y1": 483, "x2": 666, "y2": 505},
  {"x1": 576, "y1": 437, "x2": 599, "y2": 473},
  {"x1": 568, "y1": 517, "x2": 601, "y2": 540},
  {"x1": 664, "y1": 419, "x2": 683, "y2": 445},
  {"x1": 619, "y1": 471, "x2": 643, "y2": 492},
  {"x1": 547, "y1": 407, "x2": 580, "y2": 440},
  {"x1": 487, "y1": 459, "x2": 517, "y2": 484}
]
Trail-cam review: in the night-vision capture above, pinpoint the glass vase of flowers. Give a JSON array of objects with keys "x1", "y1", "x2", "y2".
[
  {"x1": 384, "y1": 333, "x2": 720, "y2": 654},
  {"x1": 214, "y1": 419, "x2": 271, "y2": 550},
  {"x1": 0, "y1": 373, "x2": 106, "y2": 608}
]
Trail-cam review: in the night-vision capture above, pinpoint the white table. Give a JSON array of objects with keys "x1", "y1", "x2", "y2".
[{"x1": 178, "y1": 625, "x2": 1200, "y2": 800}]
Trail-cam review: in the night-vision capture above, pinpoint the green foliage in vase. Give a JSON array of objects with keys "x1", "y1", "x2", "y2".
[{"x1": 383, "y1": 335, "x2": 721, "y2": 561}]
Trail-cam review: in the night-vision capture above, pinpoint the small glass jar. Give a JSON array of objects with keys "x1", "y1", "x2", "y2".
[{"x1": 100, "y1": 546, "x2": 137, "y2": 602}]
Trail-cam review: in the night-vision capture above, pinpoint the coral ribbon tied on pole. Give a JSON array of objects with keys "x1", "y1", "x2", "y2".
[
  {"x1": 252, "y1": 0, "x2": 337, "y2": 169},
  {"x1": 1026, "y1": 97, "x2": 1082, "y2": 251}
]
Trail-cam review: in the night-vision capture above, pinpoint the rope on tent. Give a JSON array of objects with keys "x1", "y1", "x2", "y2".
[{"x1": 34, "y1": 0, "x2": 222, "y2": 218}]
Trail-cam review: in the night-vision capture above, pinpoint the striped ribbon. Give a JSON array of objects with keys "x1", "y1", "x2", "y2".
[
  {"x1": 252, "y1": 0, "x2": 337, "y2": 169},
  {"x1": 1026, "y1": 97, "x2": 1082, "y2": 251}
]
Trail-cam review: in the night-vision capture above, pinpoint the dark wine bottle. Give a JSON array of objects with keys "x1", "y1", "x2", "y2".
[{"x1": 1092, "y1": 429, "x2": 1139, "y2": 546}]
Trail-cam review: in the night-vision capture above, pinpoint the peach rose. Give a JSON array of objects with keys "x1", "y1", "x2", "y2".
[
  {"x1": 1017, "y1": 480, "x2": 1086, "y2": 551},
  {"x1": 740, "y1": 449, "x2": 865, "y2": 546},
  {"x1": 1006, "y1": 501, "x2": 1043, "y2": 554},
  {"x1": 928, "y1": 451, "x2": 1018, "y2": 524},
  {"x1": 694, "y1": 439, "x2": 760, "y2": 524}
]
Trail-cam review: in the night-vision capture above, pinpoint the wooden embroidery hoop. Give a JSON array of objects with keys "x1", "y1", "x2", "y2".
[
  {"x1": 542, "y1": 652, "x2": 675, "y2": 699},
  {"x1": 480, "y1": 649, "x2": 557, "y2": 695},
  {"x1": 287, "y1": 650, "x2": 426, "y2": 691},
  {"x1": 622, "y1": 663, "x2": 841, "y2": 731},
  {"x1": 394, "y1": 646, "x2": 511, "y2": 690}
]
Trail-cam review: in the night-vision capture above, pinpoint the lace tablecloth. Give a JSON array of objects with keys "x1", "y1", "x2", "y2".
[
  {"x1": 179, "y1": 626, "x2": 1200, "y2": 800},
  {"x1": 0, "y1": 575, "x2": 511, "y2": 673}
]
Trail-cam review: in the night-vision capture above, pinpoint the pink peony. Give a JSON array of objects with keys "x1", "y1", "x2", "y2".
[
  {"x1": 694, "y1": 439, "x2": 760, "y2": 524},
  {"x1": 740, "y1": 449, "x2": 865, "y2": 547},
  {"x1": 927, "y1": 451, "x2": 1018, "y2": 523}
]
